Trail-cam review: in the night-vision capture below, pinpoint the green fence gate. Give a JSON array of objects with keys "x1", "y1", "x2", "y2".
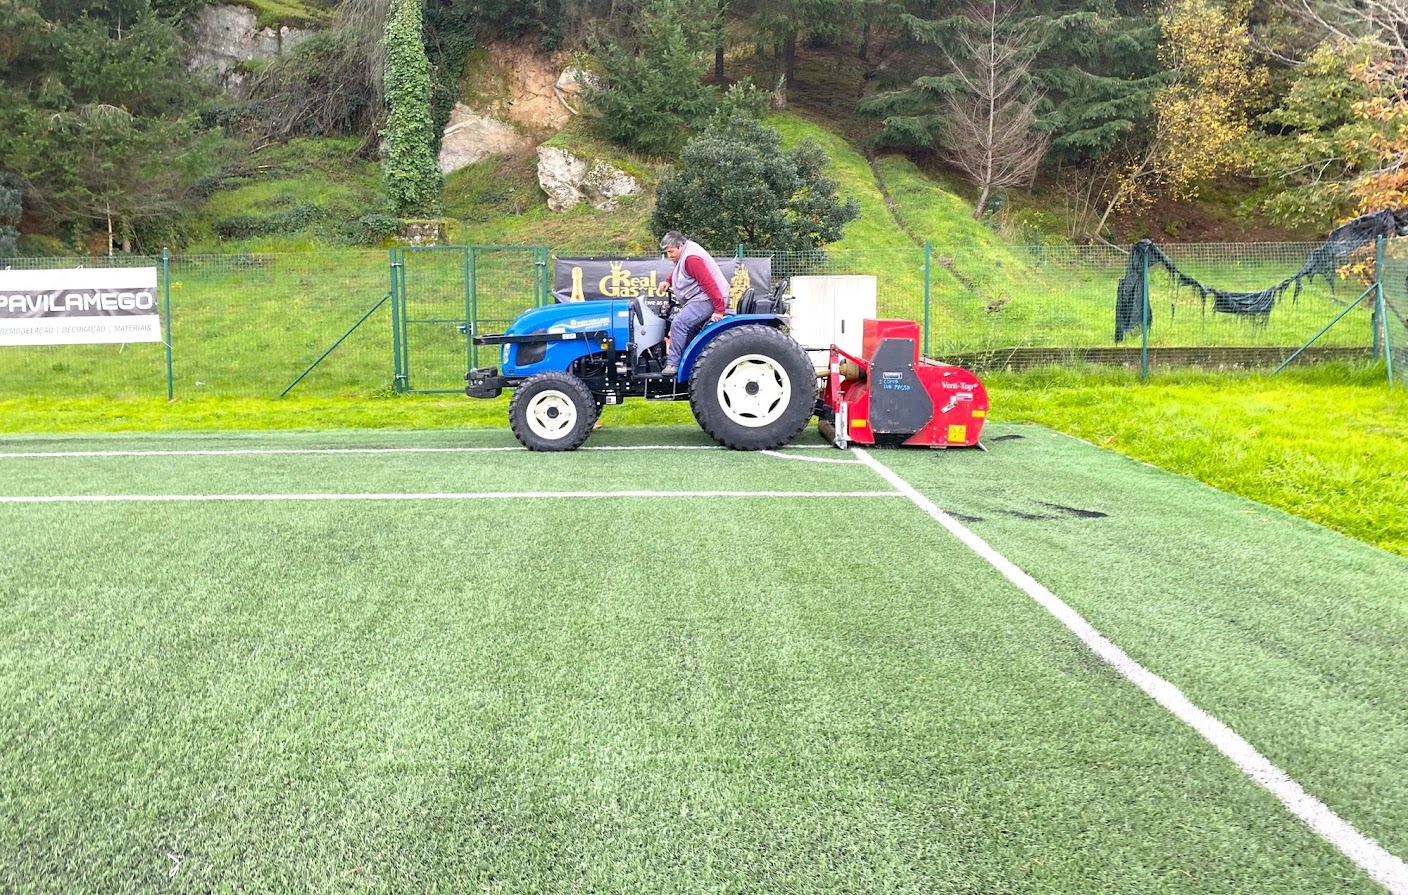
[{"x1": 391, "y1": 245, "x2": 549, "y2": 393}]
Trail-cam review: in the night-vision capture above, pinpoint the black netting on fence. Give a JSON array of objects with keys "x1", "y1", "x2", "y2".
[{"x1": 1115, "y1": 209, "x2": 1408, "y2": 343}]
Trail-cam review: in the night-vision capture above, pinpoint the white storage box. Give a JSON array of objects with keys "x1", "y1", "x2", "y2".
[{"x1": 786, "y1": 275, "x2": 878, "y2": 373}]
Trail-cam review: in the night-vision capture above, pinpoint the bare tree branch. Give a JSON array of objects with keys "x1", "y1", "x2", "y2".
[{"x1": 939, "y1": 0, "x2": 1049, "y2": 217}]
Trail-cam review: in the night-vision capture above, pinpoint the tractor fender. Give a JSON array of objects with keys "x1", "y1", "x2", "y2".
[{"x1": 678, "y1": 314, "x2": 788, "y2": 382}]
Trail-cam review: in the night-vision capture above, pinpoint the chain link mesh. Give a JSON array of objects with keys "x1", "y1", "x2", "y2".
[
  {"x1": 1379, "y1": 239, "x2": 1408, "y2": 385},
  {"x1": 1, "y1": 240, "x2": 1400, "y2": 400}
]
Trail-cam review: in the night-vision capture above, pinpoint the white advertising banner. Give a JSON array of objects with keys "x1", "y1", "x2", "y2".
[{"x1": 0, "y1": 267, "x2": 162, "y2": 346}]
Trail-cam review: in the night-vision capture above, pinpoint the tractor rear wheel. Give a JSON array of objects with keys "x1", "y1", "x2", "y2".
[
  {"x1": 688, "y1": 325, "x2": 816, "y2": 450},
  {"x1": 509, "y1": 371, "x2": 598, "y2": 451}
]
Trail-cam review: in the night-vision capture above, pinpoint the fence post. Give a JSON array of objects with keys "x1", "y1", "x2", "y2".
[
  {"x1": 470, "y1": 244, "x2": 481, "y2": 371},
  {"x1": 537, "y1": 245, "x2": 550, "y2": 307},
  {"x1": 923, "y1": 240, "x2": 932, "y2": 357},
  {"x1": 1140, "y1": 245, "x2": 1150, "y2": 382},
  {"x1": 162, "y1": 248, "x2": 173, "y2": 401},
  {"x1": 1376, "y1": 236, "x2": 1394, "y2": 386},
  {"x1": 1372, "y1": 236, "x2": 1383, "y2": 359},
  {"x1": 390, "y1": 246, "x2": 405, "y2": 394}
]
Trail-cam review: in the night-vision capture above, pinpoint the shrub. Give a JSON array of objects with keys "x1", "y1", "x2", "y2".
[{"x1": 651, "y1": 115, "x2": 859, "y2": 254}]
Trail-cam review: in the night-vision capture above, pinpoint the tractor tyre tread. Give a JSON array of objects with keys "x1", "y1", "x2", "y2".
[
  {"x1": 508, "y1": 371, "x2": 597, "y2": 452},
  {"x1": 688, "y1": 324, "x2": 815, "y2": 451}
]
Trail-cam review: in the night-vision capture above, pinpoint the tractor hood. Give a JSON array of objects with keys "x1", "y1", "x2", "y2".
[{"x1": 504, "y1": 301, "x2": 622, "y2": 338}]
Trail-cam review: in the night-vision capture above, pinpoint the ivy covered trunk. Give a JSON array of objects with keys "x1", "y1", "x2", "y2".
[{"x1": 382, "y1": 0, "x2": 443, "y2": 218}]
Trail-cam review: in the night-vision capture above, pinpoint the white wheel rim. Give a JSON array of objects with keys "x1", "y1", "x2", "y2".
[
  {"x1": 524, "y1": 390, "x2": 578, "y2": 439},
  {"x1": 716, "y1": 353, "x2": 791, "y2": 428}
]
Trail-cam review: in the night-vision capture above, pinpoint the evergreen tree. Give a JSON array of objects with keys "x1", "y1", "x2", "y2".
[
  {"x1": 585, "y1": 0, "x2": 718, "y2": 156},
  {"x1": 1030, "y1": 2, "x2": 1163, "y2": 165},
  {"x1": 650, "y1": 115, "x2": 859, "y2": 253},
  {"x1": 859, "y1": 0, "x2": 1162, "y2": 169},
  {"x1": 0, "y1": 0, "x2": 224, "y2": 250},
  {"x1": 0, "y1": 174, "x2": 21, "y2": 258}
]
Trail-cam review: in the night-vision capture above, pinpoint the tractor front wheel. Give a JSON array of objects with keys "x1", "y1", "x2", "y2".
[
  {"x1": 689, "y1": 325, "x2": 816, "y2": 450},
  {"x1": 509, "y1": 372, "x2": 598, "y2": 451}
]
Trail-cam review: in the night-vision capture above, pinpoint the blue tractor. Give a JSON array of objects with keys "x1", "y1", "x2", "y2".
[{"x1": 465, "y1": 283, "x2": 817, "y2": 451}]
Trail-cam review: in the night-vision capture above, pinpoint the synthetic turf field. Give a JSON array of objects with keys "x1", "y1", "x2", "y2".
[{"x1": 1, "y1": 423, "x2": 1406, "y2": 894}]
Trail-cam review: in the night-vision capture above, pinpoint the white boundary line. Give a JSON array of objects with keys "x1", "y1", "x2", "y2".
[
  {"x1": 853, "y1": 447, "x2": 1408, "y2": 895},
  {"x1": 0, "y1": 444, "x2": 838, "y2": 459},
  {"x1": 759, "y1": 449, "x2": 862, "y2": 465},
  {"x1": 0, "y1": 490, "x2": 903, "y2": 505}
]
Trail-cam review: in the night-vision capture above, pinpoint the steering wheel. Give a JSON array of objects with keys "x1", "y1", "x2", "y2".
[{"x1": 660, "y1": 288, "x2": 680, "y2": 319}]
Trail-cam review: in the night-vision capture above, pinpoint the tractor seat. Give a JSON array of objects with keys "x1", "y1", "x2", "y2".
[{"x1": 735, "y1": 287, "x2": 758, "y2": 315}]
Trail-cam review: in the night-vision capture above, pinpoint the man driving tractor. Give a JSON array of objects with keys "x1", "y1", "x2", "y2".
[{"x1": 658, "y1": 230, "x2": 728, "y2": 377}]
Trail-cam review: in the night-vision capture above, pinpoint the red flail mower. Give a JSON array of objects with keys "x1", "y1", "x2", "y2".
[{"x1": 818, "y1": 319, "x2": 989, "y2": 449}]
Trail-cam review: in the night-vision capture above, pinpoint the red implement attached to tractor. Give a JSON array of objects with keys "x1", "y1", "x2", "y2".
[{"x1": 819, "y1": 319, "x2": 989, "y2": 449}]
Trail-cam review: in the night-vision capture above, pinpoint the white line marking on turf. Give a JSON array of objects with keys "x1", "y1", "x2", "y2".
[
  {"x1": 0, "y1": 490, "x2": 904, "y2": 505},
  {"x1": 759, "y1": 449, "x2": 863, "y2": 464},
  {"x1": 0, "y1": 444, "x2": 840, "y2": 459},
  {"x1": 0, "y1": 447, "x2": 524, "y2": 458},
  {"x1": 853, "y1": 447, "x2": 1408, "y2": 895}
]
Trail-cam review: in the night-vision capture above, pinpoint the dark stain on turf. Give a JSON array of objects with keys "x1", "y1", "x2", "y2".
[
  {"x1": 1001, "y1": 510, "x2": 1050, "y2": 520},
  {"x1": 1040, "y1": 502, "x2": 1108, "y2": 519},
  {"x1": 948, "y1": 512, "x2": 984, "y2": 523},
  {"x1": 990, "y1": 434, "x2": 1024, "y2": 442}
]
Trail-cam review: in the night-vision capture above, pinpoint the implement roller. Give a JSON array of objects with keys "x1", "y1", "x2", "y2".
[{"x1": 818, "y1": 319, "x2": 989, "y2": 449}]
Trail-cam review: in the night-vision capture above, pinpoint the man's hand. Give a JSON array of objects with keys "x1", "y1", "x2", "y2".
[{"x1": 710, "y1": 313, "x2": 724, "y2": 322}]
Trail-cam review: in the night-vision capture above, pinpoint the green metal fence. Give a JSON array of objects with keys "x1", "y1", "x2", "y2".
[
  {"x1": 1378, "y1": 239, "x2": 1408, "y2": 386},
  {"x1": 0, "y1": 240, "x2": 1399, "y2": 401},
  {"x1": 391, "y1": 245, "x2": 549, "y2": 394}
]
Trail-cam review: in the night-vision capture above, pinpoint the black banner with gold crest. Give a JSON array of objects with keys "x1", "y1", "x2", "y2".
[{"x1": 553, "y1": 256, "x2": 771, "y2": 306}]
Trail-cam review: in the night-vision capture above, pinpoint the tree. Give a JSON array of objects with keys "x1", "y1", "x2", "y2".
[
  {"x1": 859, "y1": 0, "x2": 1162, "y2": 169},
  {"x1": 0, "y1": 174, "x2": 21, "y2": 258},
  {"x1": 382, "y1": 0, "x2": 442, "y2": 216},
  {"x1": 1092, "y1": 0, "x2": 1266, "y2": 238},
  {"x1": 18, "y1": 104, "x2": 222, "y2": 253},
  {"x1": 1281, "y1": 0, "x2": 1408, "y2": 72},
  {"x1": 744, "y1": 0, "x2": 856, "y2": 107},
  {"x1": 0, "y1": 0, "x2": 226, "y2": 250},
  {"x1": 1242, "y1": 40, "x2": 1374, "y2": 226},
  {"x1": 939, "y1": 0, "x2": 1048, "y2": 217},
  {"x1": 1343, "y1": 56, "x2": 1408, "y2": 215},
  {"x1": 650, "y1": 114, "x2": 859, "y2": 253},
  {"x1": 584, "y1": 0, "x2": 718, "y2": 155},
  {"x1": 854, "y1": 5, "x2": 963, "y2": 151},
  {"x1": 1029, "y1": 3, "x2": 1164, "y2": 165}
]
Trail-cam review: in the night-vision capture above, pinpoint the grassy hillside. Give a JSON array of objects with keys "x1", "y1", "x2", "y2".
[
  {"x1": 187, "y1": 137, "x2": 386, "y2": 252},
  {"x1": 186, "y1": 104, "x2": 1028, "y2": 271}
]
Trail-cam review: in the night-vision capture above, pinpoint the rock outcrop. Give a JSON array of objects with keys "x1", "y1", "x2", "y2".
[
  {"x1": 536, "y1": 146, "x2": 639, "y2": 212},
  {"x1": 188, "y1": 5, "x2": 309, "y2": 95},
  {"x1": 438, "y1": 104, "x2": 533, "y2": 174},
  {"x1": 553, "y1": 67, "x2": 601, "y2": 117}
]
